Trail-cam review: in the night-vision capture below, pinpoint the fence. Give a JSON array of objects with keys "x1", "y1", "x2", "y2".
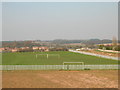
[{"x1": 0, "y1": 65, "x2": 119, "y2": 70}]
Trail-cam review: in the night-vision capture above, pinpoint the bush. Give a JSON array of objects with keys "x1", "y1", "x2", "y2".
[
  {"x1": 49, "y1": 48, "x2": 68, "y2": 51},
  {"x1": 105, "y1": 45, "x2": 113, "y2": 50},
  {"x1": 99, "y1": 45, "x2": 104, "y2": 49},
  {"x1": 18, "y1": 48, "x2": 33, "y2": 52},
  {"x1": 114, "y1": 46, "x2": 120, "y2": 51},
  {"x1": 84, "y1": 68, "x2": 91, "y2": 70}
]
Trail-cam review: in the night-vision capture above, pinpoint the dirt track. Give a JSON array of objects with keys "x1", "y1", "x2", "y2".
[
  {"x1": 81, "y1": 50, "x2": 119, "y2": 57},
  {"x1": 2, "y1": 70, "x2": 118, "y2": 88}
]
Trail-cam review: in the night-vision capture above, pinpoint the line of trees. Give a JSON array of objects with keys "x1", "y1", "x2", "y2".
[{"x1": 98, "y1": 45, "x2": 120, "y2": 51}]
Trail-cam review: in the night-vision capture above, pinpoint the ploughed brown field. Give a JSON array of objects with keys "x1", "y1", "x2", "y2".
[{"x1": 2, "y1": 70, "x2": 118, "y2": 88}]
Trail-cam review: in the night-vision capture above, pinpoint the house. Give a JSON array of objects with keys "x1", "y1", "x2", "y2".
[
  {"x1": 97, "y1": 43, "x2": 120, "y2": 46},
  {"x1": 25, "y1": 47, "x2": 29, "y2": 49},
  {"x1": 0, "y1": 48, "x2": 5, "y2": 52},
  {"x1": 39, "y1": 47, "x2": 49, "y2": 51},
  {"x1": 76, "y1": 49, "x2": 81, "y2": 51},
  {"x1": 11, "y1": 48, "x2": 18, "y2": 52},
  {"x1": 76, "y1": 48, "x2": 92, "y2": 51},
  {"x1": 20, "y1": 47, "x2": 30, "y2": 50},
  {"x1": 33, "y1": 47, "x2": 39, "y2": 50},
  {"x1": 4, "y1": 47, "x2": 10, "y2": 50}
]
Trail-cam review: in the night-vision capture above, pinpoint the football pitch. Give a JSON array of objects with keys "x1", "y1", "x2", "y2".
[{"x1": 2, "y1": 51, "x2": 119, "y2": 65}]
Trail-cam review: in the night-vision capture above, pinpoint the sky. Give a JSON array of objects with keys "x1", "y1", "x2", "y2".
[{"x1": 2, "y1": 2, "x2": 118, "y2": 41}]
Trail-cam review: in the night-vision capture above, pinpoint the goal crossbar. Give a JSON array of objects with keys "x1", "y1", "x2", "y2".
[
  {"x1": 47, "y1": 54, "x2": 60, "y2": 56},
  {"x1": 36, "y1": 54, "x2": 60, "y2": 59},
  {"x1": 63, "y1": 62, "x2": 84, "y2": 65},
  {"x1": 36, "y1": 54, "x2": 47, "y2": 58}
]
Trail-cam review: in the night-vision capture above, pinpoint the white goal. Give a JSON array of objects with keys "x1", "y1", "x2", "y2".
[
  {"x1": 36, "y1": 54, "x2": 60, "y2": 59},
  {"x1": 36, "y1": 54, "x2": 47, "y2": 58},
  {"x1": 63, "y1": 62, "x2": 84, "y2": 65},
  {"x1": 63, "y1": 62, "x2": 85, "y2": 70},
  {"x1": 47, "y1": 54, "x2": 60, "y2": 59}
]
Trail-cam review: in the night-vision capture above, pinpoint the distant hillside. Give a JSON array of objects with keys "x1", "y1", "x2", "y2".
[
  {"x1": 81, "y1": 39, "x2": 112, "y2": 45},
  {"x1": 52, "y1": 39, "x2": 83, "y2": 44},
  {"x1": 2, "y1": 39, "x2": 113, "y2": 47},
  {"x1": 52, "y1": 39, "x2": 112, "y2": 44}
]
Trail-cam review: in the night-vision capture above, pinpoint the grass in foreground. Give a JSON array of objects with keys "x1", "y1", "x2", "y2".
[{"x1": 2, "y1": 51, "x2": 119, "y2": 65}]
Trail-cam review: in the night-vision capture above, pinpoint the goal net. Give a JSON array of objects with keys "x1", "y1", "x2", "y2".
[
  {"x1": 47, "y1": 54, "x2": 60, "y2": 59},
  {"x1": 63, "y1": 62, "x2": 84, "y2": 70},
  {"x1": 36, "y1": 54, "x2": 60, "y2": 59},
  {"x1": 63, "y1": 62, "x2": 84, "y2": 65},
  {"x1": 36, "y1": 54, "x2": 47, "y2": 59}
]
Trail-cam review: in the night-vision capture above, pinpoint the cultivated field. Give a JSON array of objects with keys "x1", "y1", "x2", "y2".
[
  {"x1": 2, "y1": 51, "x2": 119, "y2": 65},
  {"x1": 2, "y1": 70, "x2": 118, "y2": 88}
]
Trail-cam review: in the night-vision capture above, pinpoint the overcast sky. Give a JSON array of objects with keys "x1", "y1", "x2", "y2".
[{"x1": 2, "y1": 2, "x2": 118, "y2": 41}]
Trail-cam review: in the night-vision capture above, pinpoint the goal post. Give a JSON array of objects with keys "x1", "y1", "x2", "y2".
[
  {"x1": 63, "y1": 62, "x2": 84, "y2": 70},
  {"x1": 36, "y1": 54, "x2": 47, "y2": 59},
  {"x1": 36, "y1": 54, "x2": 60, "y2": 59},
  {"x1": 63, "y1": 62, "x2": 84, "y2": 65},
  {"x1": 47, "y1": 54, "x2": 60, "y2": 59}
]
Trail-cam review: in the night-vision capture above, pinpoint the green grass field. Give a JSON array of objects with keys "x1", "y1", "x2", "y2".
[{"x1": 2, "y1": 51, "x2": 119, "y2": 65}]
